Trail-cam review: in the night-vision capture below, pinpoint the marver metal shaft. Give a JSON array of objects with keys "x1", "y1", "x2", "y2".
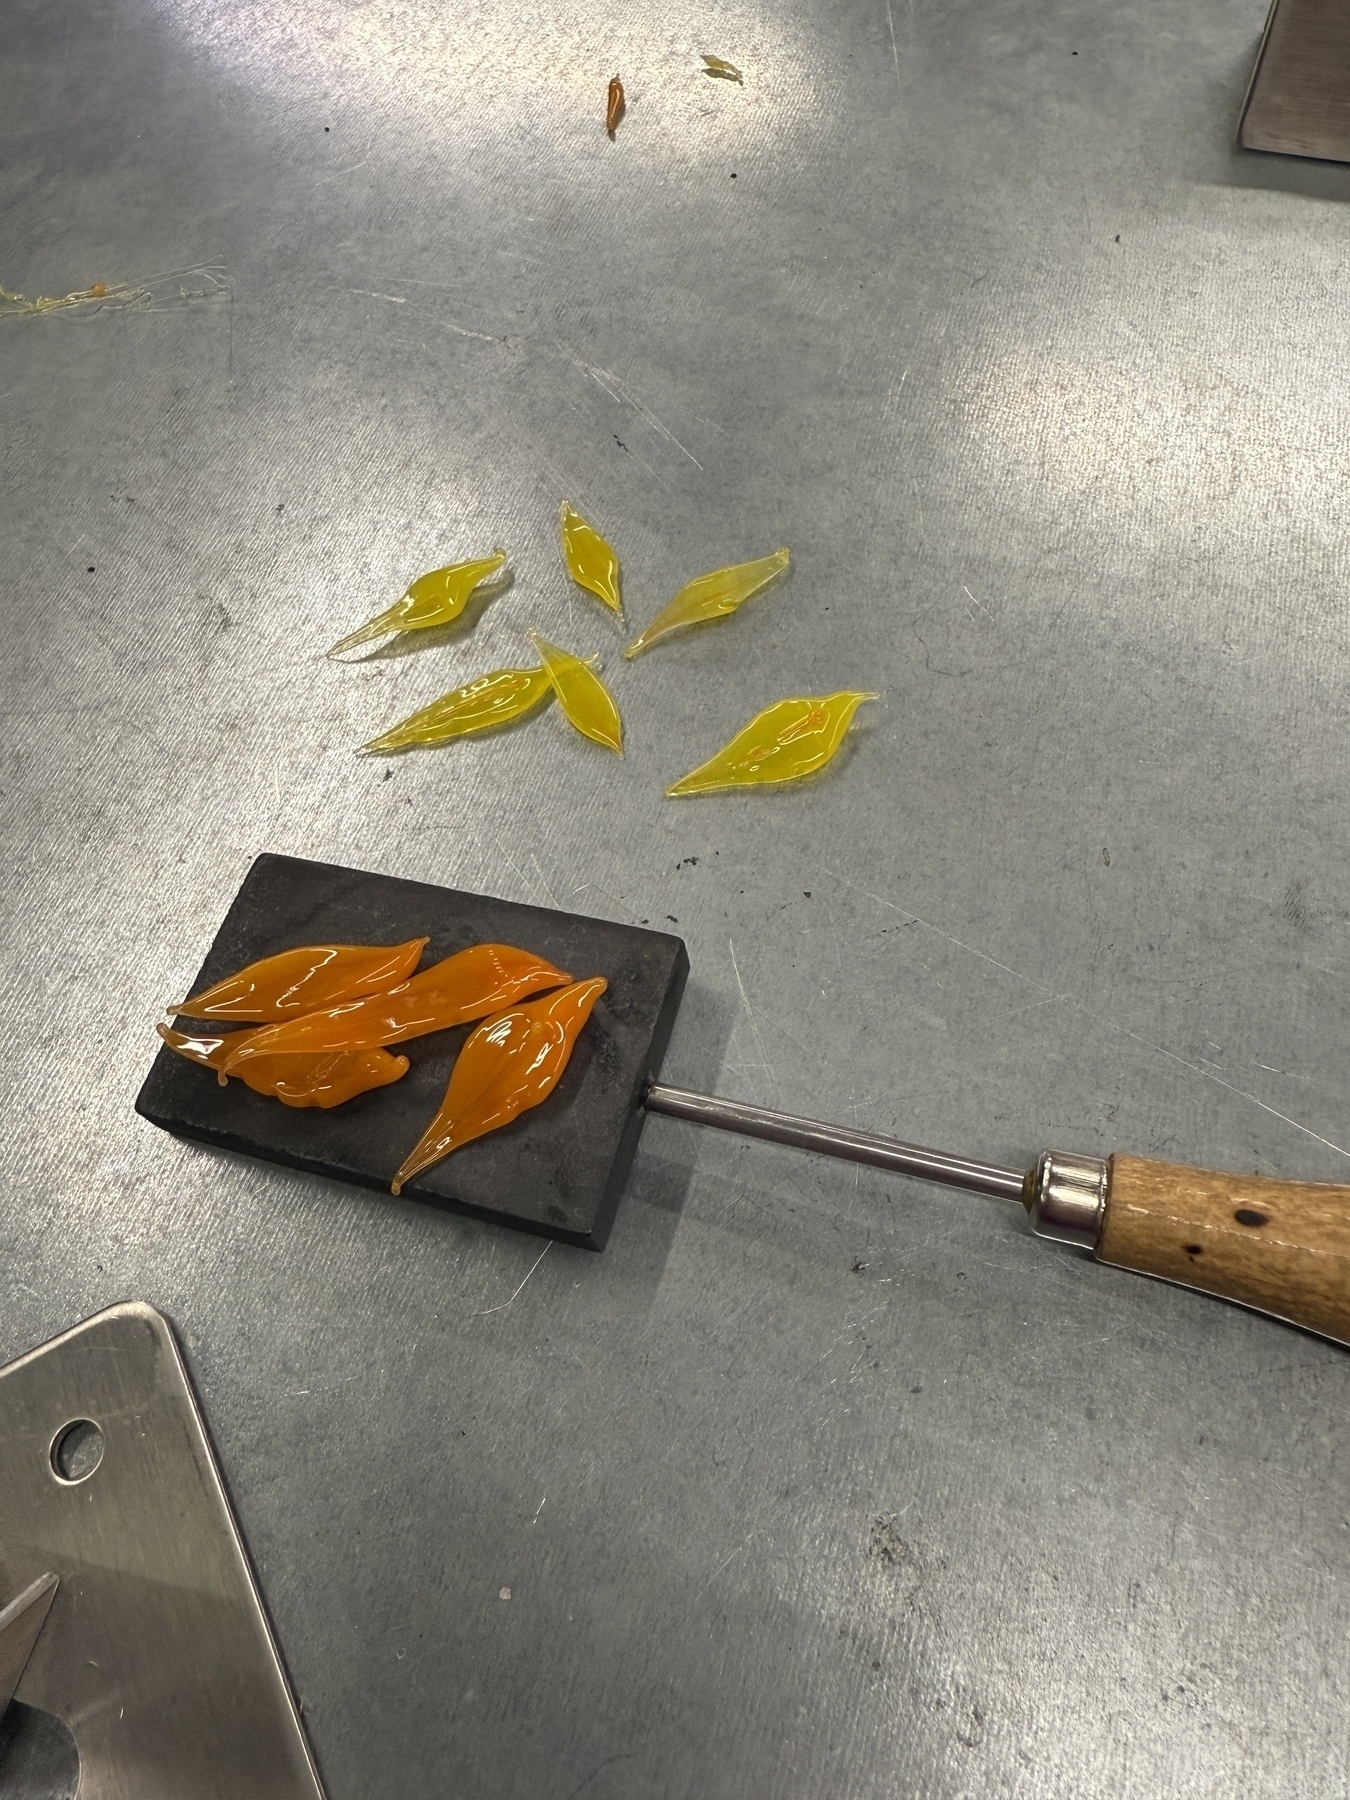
[{"x1": 643, "y1": 1081, "x2": 1027, "y2": 1202}]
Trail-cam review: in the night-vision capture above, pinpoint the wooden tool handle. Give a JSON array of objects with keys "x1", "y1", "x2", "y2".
[{"x1": 1098, "y1": 1154, "x2": 1350, "y2": 1346}]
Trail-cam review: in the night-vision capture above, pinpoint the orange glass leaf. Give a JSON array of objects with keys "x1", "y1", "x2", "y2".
[
  {"x1": 157, "y1": 1024, "x2": 410, "y2": 1109},
  {"x1": 219, "y1": 943, "x2": 571, "y2": 1078},
  {"x1": 391, "y1": 976, "x2": 607, "y2": 1194},
  {"x1": 172, "y1": 938, "x2": 429, "y2": 1022}
]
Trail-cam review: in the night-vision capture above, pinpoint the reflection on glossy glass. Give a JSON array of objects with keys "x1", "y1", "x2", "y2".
[
  {"x1": 560, "y1": 502, "x2": 622, "y2": 615},
  {"x1": 391, "y1": 976, "x2": 607, "y2": 1193},
  {"x1": 624, "y1": 548, "x2": 789, "y2": 658},
  {"x1": 171, "y1": 939, "x2": 429, "y2": 1020},
  {"x1": 219, "y1": 944, "x2": 572, "y2": 1076},
  {"x1": 362, "y1": 664, "x2": 553, "y2": 752},
  {"x1": 530, "y1": 630, "x2": 623, "y2": 754},
  {"x1": 328, "y1": 552, "x2": 507, "y2": 658},
  {"x1": 667, "y1": 691, "x2": 876, "y2": 795},
  {"x1": 158, "y1": 1024, "x2": 410, "y2": 1108}
]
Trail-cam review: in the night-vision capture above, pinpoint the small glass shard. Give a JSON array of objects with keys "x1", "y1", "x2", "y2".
[
  {"x1": 666, "y1": 691, "x2": 878, "y2": 795},
  {"x1": 701, "y1": 54, "x2": 743, "y2": 82},
  {"x1": 624, "y1": 548, "x2": 789, "y2": 658},
  {"x1": 219, "y1": 944, "x2": 572, "y2": 1077},
  {"x1": 530, "y1": 631, "x2": 623, "y2": 755},
  {"x1": 362, "y1": 664, "x2": 554, "y2": 752},
  {"x1": 158, "y1": 1025, "x2": 410, "y2": 1108},
  {"x1": 391, "y1": 976, "x2": 608, "y2": 1193},
  {"x1": 328, "y1": 551, "x2": 507, "y2": 658},
  {"x1": 607, "y1": 75, "x2": 626, "y2": 137},
  {"x1": 171, "y1": 938, "x2": 429, "y2": 1021},
  {"x1": 560, "y1": 502, "x2": 622, "y2": 615}
]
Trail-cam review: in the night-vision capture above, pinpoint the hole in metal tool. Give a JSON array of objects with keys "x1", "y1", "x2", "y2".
[{"x1": 49, "y1": 1419, "x2": 104, "y2": 1484}]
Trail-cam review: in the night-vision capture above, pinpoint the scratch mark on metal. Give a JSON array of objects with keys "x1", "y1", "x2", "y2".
[
  {"x1": 824, "y1": 867, "x2": 1350, "y2": 1161},
  {"x1": 729, "y1": 938, "x2": 776, "y2": 1102},
  {"x1": 474, "y1": 1241, "x2": 552, "y2": 1316},
  {"x1": 561, "y1": 349, "x2": 704, "y2": 469},
  {"x1": 671, "y1": 1534, "x2": 756, "y2": 1632}
]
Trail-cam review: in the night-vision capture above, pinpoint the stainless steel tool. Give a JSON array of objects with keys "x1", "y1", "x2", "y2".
[
  {"x1": 645, "y1": 1083, "x2": 1350, "y2": 1348},
  {"x1": 0, "y1": 1303, "x2": 326, "y2": 1799}
]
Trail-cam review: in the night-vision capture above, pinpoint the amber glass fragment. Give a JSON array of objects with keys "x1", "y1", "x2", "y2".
[
  {"x1": 530, "y1": 631, "x2": 623, "y2": 754},
  {"x1": 701, "y1": 54, "x2": 743, "y2": 82},
  {"x1": 624, "y1": 548, "x2": 789, "y2": 658},
  {"x1": 220, "y1": 944, "x2": 572, "y2": 1077},
  {"x1": 560, "y1": 502, "x2": 622, "y2": 616},
  {"x1": 666, "y1": 692, "x2": 877, "y2": 795},
  {"x1": 158, "y1": 1024, "x2": 409, "y2": 1109},
  {"x1": 328, "y1": 551, "x2": 507, "y2": 658},
  {"x1": 362, "y1": 664, "x2": 554, "y2": 753},
  {"x1": 172, "y1": 938, "x2": 429, "y2": 1021},
  {"x1": 391, "y1": 977, "x2": 607, "y2": 1193},
  {"x1": 607, "y1": 76, "x2": 625, "y2": 137}
]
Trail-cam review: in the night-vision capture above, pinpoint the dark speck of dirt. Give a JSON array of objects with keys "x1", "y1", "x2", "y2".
[
  {"x1": 803, "y1": 890, "x2": 811, "y2": 897},
  {"x1": 382, "y1": 769, "x2": 392, "y2": 781},
  {"x1": 1115, "y1": 234, "x2": 1121, "y2": 242},
  {"x1": 640, "y1": 918, "x2": 649, "y2": 924},
  {"x1": 1184, "y1": 1244, "x2": 1203, "y2": 1256},
  {"x1": 911, "y1": 1386, "x2": 922, "y2": 1394},
  {"x1": 1234, "y1": 1208, "x2": 1268, "y2": 1228},
  {"x1": 872, "y1": 1660, "x2": 881, "y2": 1670},
  {"x1": 1102, "y1": 848, "x2": 1110, "y2": 865},
  {"x1": 276, "y1": 504, "x2": 285, "y2": 513},
  {"x1": 324, "y1": 126, "x2": 330, "y2": 131},
  {"x1": 87, "y1": 565, "x2": 95, "y2": 573},
  {"x1": 851, "y1": 1259, "x2": 868, "y2": 1274},
  {"x1": 667, "y1": 915, "x2": 678, "y2": 923},
  {"x1": 868, "y1": 1515, "x2": 916, "y2": 1570},
  {"x1": 730, "y1": 172, "x2": 737, "y2": 179}
]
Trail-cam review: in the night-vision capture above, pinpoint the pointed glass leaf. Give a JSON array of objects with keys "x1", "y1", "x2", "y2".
[
  {"x1": 328, "y1": 550, "x2": 507, "y2": 657},
  {"x1": 666, "y1": 691, "x2": 877, "y2": 795},
  {"x1": 624, "y1": 547, "x2": 789, "y2": 658},
  {"x1": 560, "y1": 503, "x2": 622, "y2": 615},
  {"x1": 530, "y1": 631, "x2": 623, "y2": 754},
  {"x1": 391, "y1": 977, "x2": 607, "y2": 1193},
  {"x1": 361, "y1": 664, "x2": 553, "y2": 752}
]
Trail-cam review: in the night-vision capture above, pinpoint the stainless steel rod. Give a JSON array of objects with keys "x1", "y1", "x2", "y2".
[{"x1": 643, "y1": 1082, "x2": 1028, "y2": 1202}]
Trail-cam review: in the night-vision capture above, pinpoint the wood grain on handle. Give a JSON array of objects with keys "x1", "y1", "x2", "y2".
[{"x1": 1098, "y1": 1154, "x2": 1350, "y2": 1346}]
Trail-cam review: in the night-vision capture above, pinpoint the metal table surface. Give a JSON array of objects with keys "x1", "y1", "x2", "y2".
[{"x1": 3, "y1": 0, "x2": 1348, "y2": 1794}]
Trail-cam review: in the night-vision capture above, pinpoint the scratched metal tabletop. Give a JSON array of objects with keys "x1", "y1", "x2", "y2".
[{"x1": 3, "y1": 0, "x2": 1349, "y2": 1794}]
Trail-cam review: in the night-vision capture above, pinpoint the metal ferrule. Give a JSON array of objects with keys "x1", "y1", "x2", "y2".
[{"x1": 1028, "y1": 1150, "x2": 1107, "y2": 1248}]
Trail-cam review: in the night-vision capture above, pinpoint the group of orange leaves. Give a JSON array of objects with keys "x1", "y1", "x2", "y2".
[{"x1": 159, "y1": 939, "x2": 605, "y2": 1194}]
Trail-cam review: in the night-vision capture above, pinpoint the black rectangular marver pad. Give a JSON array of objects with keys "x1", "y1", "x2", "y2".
[{"x1": 135, "y1": 853, "x2": 689, "y2": 1249}]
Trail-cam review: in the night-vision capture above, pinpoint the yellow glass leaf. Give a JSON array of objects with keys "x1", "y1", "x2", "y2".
[
  {"x1": 361, "y1": 664, "x2": 553, "y2": 753},
  {"x1": 666, "y1": 692, "x2": 878, "y2": 796},
  {"x1": 624, "y1": 547, "x2": 789, "y2": 659},
  {"x1": 560, "y1": 502, "x2": 622, "y2": 616},
  {"x1": 530, "y1": 630, "x2": 623, "y2": 755},
  {"x1": 328, "y1": 550, "x2": 507, "y2": 658},
  {"x1": 700, "y1": 53, "x2": 743, "y2": 82}
]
